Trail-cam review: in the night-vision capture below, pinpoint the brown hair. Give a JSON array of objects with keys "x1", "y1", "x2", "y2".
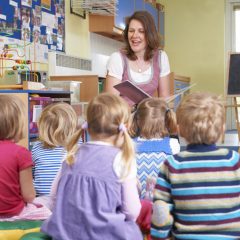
[
  {"x1": 38, "y1": 102, "x2": 78, "y2": 148},
  {"x1": 66, "y1": 93, "x2": 135, "y2": 179},
  {"x1": 122, "y1": 10, "x2": 160, "y2": 61},
  {"x1": 176, "y1": 92, "x2": 225, "y2": 144},
  {"x1": 0, "y1": 95, "x2": 26, "y2": 142},
  {"x1": 130, "y1": 98, "x2": 177, "y2": 139}
]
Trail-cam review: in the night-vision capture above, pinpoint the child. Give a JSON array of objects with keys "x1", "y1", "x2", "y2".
[
  {"x1": 32, "y1": 102, "x2": 78, "y2": 196},
  {"x1": 0, "y1": 95, "x2": 50, "y2": 221},
  {"x1": 130, "y1": 97, "x2": 180, "y2": 199},
  {"x1": 151, "y1": 92, "x2": 240, "y2": 240},
  {"x1": 41, "y1": 93, "x2": 143, "y2": 240}
]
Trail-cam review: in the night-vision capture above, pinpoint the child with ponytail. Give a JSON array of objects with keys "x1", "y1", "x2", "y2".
[
  {"x1": 130, "y1": 97, "x2": 180, "y2": 200},
  {"x1": 130, "y1": 98, "x2": 180, "y2": 240},
  {"x1": 41, "y1": 93, "x2": 143, "y2": 240}
]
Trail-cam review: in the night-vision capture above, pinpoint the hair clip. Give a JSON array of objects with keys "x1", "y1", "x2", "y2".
[
  {"x1": 119, "y1": 123, "x2": 127, "y2": 132},
  {"x1": 81, "y1": 121, "x2": 88, "y2": 130}
]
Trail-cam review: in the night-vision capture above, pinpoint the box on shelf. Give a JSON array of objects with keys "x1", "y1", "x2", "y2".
[
  {"x1": 46, "y1": 81, "x2": 81, "y2": 103},
  {"x1": 30, "y1": 96, "x2": 52, "y2": 134}
]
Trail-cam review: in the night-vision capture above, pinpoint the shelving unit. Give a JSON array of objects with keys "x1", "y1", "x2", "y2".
[
  {"x1": 169, "y1": 72, "x2": 191, "y2": 109},
  {"x1": 0, "y1": 90, "x2": 71, "y2": 149}
]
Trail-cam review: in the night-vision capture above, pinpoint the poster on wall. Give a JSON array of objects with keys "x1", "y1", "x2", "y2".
[
  {"x1": 41, "y1": 0, "x2": 51, "y2": 11},
  {"x1": 0, "y1": 0, "x2": 65, "y2": 52}
]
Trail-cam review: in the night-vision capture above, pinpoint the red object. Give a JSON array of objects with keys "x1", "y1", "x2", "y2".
[
  {"x1": 136, "y1": 199, "x2": 153, "y2": 239},
  {"x1": 0, "y1": 141, "x2": 33, "y2": 216}
]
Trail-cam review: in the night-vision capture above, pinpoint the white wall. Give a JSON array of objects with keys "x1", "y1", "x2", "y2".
[{"x1": 90, "y1": 33, "x2": 123, "y2": 77}]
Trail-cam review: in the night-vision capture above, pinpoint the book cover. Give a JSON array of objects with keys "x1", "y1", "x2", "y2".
[{"x1": 114, "y1": 80, "x2": 151, "y2": 104}]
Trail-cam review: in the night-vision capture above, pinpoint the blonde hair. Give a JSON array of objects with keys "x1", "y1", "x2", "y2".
[
  {"x1": 176, "y1": 92, "x2": 225, "y2": 144},
  {"x1": 0, "y1": 95, "x2": 26, "y2": 142},
  {"x1": 66, "y1": 93, "x2": 134, "y2": 178},
  {"x1": 38, "y1": 102, "x2": 78, "y2": 148},
  {"x1": 130, "y1": 98, "x2": 177, "y2": 139}
]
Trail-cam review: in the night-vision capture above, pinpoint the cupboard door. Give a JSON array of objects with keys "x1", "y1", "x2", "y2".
[
  {"x1": 115, "y1": 0, "x2": 135, "y2": 30},
  {"x1": 135, "y1": 0, "x2": 144, "y2": 11},
  {"x1": 144, "y1": 2, "x2": 158, "y2": 32}
]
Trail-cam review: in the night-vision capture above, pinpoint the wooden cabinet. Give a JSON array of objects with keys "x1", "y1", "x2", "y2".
[
  {"x1": 89, "y1": 0, "x2": 164, "y2": 46},
  {"x1": 0, "y1": 90, "x2": 71, "y2": 149},
  {"x1": 49, "y1": 75, "x2": 99, "y2": 102}
]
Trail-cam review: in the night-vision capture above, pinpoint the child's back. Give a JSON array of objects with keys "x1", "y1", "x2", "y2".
[
  {"x1": 130, "y1": 98, "x2": 180, "y2": 199},
  {"x1": 0, "y1": 95, "x2": 50, "y2": 221},
  {"x1": 32, "y1": 102, "x2": 78, "y2": 196},
  {"x1": 151, "y1": 92, "x2": 240, "y2": 240},
  {"x1": 41, "y1": 93, "x2": 143, "y2": 240}
]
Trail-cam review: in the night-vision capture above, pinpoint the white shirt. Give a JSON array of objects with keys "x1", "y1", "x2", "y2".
[{"x1": 107, "y1": 50, "x2": 170, "y2": 83}]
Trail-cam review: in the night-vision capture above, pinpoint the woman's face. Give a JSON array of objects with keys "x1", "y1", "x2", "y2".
[{"x1": 128, "y1": 19, "x2": 147, "y2": 56}]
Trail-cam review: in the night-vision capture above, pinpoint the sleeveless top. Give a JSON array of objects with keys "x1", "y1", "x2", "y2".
[
  {"x1": 134, "y1": 137, "x2": 172, "y2": 199},
  {"x1": 120, "y1": 50, "x2": 161, "y2": 105},
  {"x1": 41, "y1": 143, "x2": 142, "y2": 240}
]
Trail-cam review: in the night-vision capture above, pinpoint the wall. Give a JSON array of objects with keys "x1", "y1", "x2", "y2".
[
  {"x1": 159, "y1": 0, "x2": 225, "y2": 95},
  {"x1": 65, "y1": 2, "x2": 91, "y2": 58},
  {"x1": 65, "y1": 1, "x2": 226, "y2": 95}
]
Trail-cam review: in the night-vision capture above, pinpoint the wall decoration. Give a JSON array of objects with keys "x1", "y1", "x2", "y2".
[
  {"x1": 70, "y1": 0, "x2": 85, "y2": 19},
  {"x1": 0, "y1": 0, "x2": 65, "y2": 52}
]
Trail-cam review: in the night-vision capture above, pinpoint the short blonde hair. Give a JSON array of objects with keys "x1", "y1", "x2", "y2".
[
  {"x1": 130, "y1": 98, "x2": 177, "y2": 139},
  {"x1": 176, "y1": 92, "x2": 225, "y2": 144},
  {"x1": 38, "y1": 102, "x2": 78, "y2": 148},
  {"x1": 0, "y1": 95, "x2": 26, "y2": 142},
  {"x1": 66, "y1": 93, "x2": 134, "y2": 179}
]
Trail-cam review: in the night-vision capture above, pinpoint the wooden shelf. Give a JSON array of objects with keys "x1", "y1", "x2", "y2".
[
  {"x1": 89, "y1": 14, "x2": 123, "y2": 42},
  {"x1": 0, "y1": 85, "x2": 23, "y2": 89}
]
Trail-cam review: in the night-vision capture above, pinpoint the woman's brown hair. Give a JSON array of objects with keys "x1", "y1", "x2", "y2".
[{"x1": 123, "y1": 10, "x2": 160, "y2": 61}]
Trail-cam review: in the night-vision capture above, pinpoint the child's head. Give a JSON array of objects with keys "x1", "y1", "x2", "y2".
[
  {"x1": 176, "y1": 92, "x2": 225, "y2": 145},
  {"x1": 0, "y1": 95, "x2": 26, "y2": 142},
  {"x1": 67, "y1": 93, "x2": 134, "y2": 177},
  {"x1": 38, "y1": 102, "x2": 78, "y2": 148},
  {"x1": 86, "y1": 93, "x2": 130, "y2": 139},
  {"x1": 130, "y1": 98, "x2": 177, "y2": 139}
]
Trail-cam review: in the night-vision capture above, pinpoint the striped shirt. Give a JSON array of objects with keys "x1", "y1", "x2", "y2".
[
  {"x1": 151, "y1": 144, "x2": 240, "y2": 240},
  {"x1": 32, "y1": 141, "x2": 66, "y2": 196}
]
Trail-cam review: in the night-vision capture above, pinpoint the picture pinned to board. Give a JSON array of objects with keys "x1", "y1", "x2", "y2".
[{"x1": 0, "y1": 0, "x2": 65, "y2": 52}]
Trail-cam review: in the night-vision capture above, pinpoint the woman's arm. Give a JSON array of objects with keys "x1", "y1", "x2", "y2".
[
  {"x1": 158, "y1": 73, "x2": 170, "y2": 98},
  {"x1": 105, "y1": 75, "x2": 121, "y2": 95},
  {"x1": 20, "y1": 167, "x2": 36, "y2": 203}
]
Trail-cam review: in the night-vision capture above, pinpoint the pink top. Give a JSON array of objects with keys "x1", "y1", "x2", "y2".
[
  {"x1": 0, "y1": 140, "x2": 33, "y2": 216},
  {"x1": 120, "y1": 50, "x2": 161, "y2": 105}
]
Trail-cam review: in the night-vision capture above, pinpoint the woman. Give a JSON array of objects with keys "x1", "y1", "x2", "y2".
[{"x1": 105, "y1": 10, "x2": 171, "y2": 105}]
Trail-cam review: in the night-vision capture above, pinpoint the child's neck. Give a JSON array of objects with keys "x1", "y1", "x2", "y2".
[{"x1": 90, "y1": 135, "x2": 116, "y2": 145}]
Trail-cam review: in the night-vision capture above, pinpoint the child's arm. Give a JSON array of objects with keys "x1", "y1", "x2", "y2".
[
  {"x1": 150, "y1": 159, "x2": 174, "y2": 240},
  {"x1": 113, "y1": 152, "x2": 141, "y2": 221},
  {"x1": 121, "y1": 177, "x2": 141, "y2": 221},
  {"x1": 20, "y1": 167, "x2": 36, "y2": 203}
]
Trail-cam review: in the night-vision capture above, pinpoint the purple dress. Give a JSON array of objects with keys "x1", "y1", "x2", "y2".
[{"x1": 41, "y1": 143, "x2": 142, "y2": 240}]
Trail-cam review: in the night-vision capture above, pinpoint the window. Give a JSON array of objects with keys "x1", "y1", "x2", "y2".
[{"x1": 235, "y1": 7, "x2": 240, "y2": 51}]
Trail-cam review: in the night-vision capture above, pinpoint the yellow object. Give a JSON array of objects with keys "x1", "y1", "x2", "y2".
[{"x1": 0, "y1": 227, "x2": 40, "y2": 240}]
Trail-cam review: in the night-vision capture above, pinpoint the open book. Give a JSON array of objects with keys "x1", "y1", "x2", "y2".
[
  {"x1": 114, "y1": 80, "x2": 151, "y2": 104},
  {"x1": 114, "y1": 80, "x2": 196, "y2": 104}
]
